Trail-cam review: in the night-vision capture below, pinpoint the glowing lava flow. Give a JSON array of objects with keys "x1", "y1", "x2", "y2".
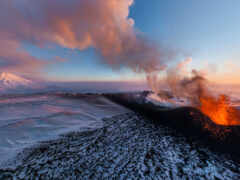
[{"x1": 199, "y1": 95, "x2": 239, "y2": 126}]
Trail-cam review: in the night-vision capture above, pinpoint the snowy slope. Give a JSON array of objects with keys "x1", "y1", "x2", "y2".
[
  {"x1": 1, "y1": 112, "x2": 240, "y2": 179},
  {"x1": 0, "y1": 93, "x2": 129, "y2": 166},
  {"x1": 147, "y1": 92, "x2": 190, "y2": 107},
  {"x1": 0, "y1": 93, "x2": 240, "y2": 179}
]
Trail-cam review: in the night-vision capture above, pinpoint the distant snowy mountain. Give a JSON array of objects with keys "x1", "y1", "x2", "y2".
[
  {"x1": 0, "y1": 72, "x2": 148, "y2": 94},
  {"x1": 0, "y1": 72, "x2": 61, "y2": 94},
  {"x1": 0, "y1": 72, "x2": 32, "y2": 89},
  {"x1": 0, "y1": 72, "x2": 42, "y2": 93}
]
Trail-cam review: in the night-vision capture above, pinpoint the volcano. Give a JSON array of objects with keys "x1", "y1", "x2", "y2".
[
  {"x1": 0, "y1": 72, "x2": 33, "y2": 91},
  {"x1": 105, "y1": 92, "x2": 240, "y2": 155}
]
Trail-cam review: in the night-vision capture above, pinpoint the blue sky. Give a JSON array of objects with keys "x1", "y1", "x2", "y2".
[
  {"x1": 132, "y1": 0, "x2": 240, "y2": 78},
  {"x1": 23, "y1": 0, "x2": 240, "y2": 83}
]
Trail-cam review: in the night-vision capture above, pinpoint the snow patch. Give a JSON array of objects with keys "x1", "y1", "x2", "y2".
[{"x1": 147, "y1": 93, "x2": 190, "y2": 108}]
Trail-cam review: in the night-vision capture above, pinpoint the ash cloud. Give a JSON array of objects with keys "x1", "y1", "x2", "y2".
[
  {"x1": 148, "y1": 57, "x2": 210, "y2": 106},
  {"x1": 0, "y1": 0, "x2": 173, "y2": 77}
]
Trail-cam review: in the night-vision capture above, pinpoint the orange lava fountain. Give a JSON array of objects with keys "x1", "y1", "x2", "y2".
[{"x1": 199, "y1": 94, "x2": 240, "y2": 126}]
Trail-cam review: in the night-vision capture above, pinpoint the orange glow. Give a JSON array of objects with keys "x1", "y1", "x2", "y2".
[{"x1": 199, "y1": 94, "x2": 239, "y2": 126}]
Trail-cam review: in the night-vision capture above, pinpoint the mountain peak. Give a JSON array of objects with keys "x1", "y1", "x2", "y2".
[{"x1": 0, "y1": 72, "x2": 32, "y2": 89}]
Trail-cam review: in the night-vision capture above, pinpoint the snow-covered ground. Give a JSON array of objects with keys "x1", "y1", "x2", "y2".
[
  {"x1": 147, "y1": 93, "x2": 190, "y2": 108},
  {"x1": 1, "y1": 92, "x2": 240, "y2": 179},
  {"x1": 0, "y1": 93, "x2": 129, "y2": 166},
  {"x1": 1, "y1": 112, "x2": 240, "y2": 179}
]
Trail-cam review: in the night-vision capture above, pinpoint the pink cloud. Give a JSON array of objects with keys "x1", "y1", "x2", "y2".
[
  {"x1": 0, "y1": 33, "x2": 47, "y2": 77},
  {"x1": 55, "y1": 56, "x2": 67, "y2": 63},
  {"x1": 0, "y1": 0, "x2": 173, "y2": 78}
]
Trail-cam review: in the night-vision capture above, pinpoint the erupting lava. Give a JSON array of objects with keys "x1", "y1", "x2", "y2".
[
  {"x1": 147, "y1": 67, "x2": 240, "y2": 126},
  {"x1": 199, "y1": 94, "x2": 240, "y2": 126}
]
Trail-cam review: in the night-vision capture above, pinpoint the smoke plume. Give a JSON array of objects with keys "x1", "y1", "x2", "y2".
[
  {"x1": 148, "y1": 56, "x2": 210, "y2": 105},
  {"x1": 0, "y1": 0, "x2": 172, "y2": 76},
  {"x1": 148, "y1": 57, "x2": 240, "y2": 126}
]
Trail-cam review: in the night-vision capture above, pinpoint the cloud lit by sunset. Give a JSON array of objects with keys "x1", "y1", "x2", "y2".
[{"x1": 0, "y1": 0, "x2": 239, "y2": 85}]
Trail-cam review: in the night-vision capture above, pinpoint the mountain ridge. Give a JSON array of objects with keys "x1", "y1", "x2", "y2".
[{"x1": 0, "y1": 72, "x2": 33, "y2": 90}]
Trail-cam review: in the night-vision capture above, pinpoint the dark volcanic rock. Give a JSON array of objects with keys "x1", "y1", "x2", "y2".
[
  {"x1": 1, "y1": 113, "x2": 240, "y2": 179},
  {"x1": 105, "y1": 92, "x2": 240, "y2": 155}
]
